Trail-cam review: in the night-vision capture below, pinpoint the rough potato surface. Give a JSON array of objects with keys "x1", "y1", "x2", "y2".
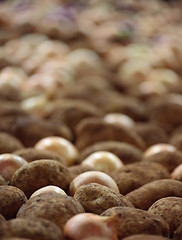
[
  {"x1": 74, "y1": 183, "x2": 133, "y2": 214},
  {"x1": 17, "y1": 192, "x2": 85, "y2": 230},
  {"x1": 110, "y1": 162, "x2": 170, "y2": 195},
  {"x1": 0, "y1": 185, "x2": 27, "y2": 219},
  {"x1": 148, "y1": 197, "x2": 182, "y2": 237},
  {"x1": 0, "y1": 217, "x2": 64, "y2": 240},
  {"x1": 11, "y1": 160, "x2": 72, "y2": 197},
  {"x1": 125, "y1": 179, "x2": 182, "y2": 210},
  {"x1": 101, "y1": 207, "x2": 170, "y2": 239}
]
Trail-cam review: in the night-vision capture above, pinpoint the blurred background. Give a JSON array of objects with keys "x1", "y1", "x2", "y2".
[{"x1": 0, "y1": 0, "x2": 182, "y2": 112}]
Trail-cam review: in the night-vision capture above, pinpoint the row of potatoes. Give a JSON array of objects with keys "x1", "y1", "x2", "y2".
[{"x1": 0, "y1": 0, "x2": 182, "y2": 240}]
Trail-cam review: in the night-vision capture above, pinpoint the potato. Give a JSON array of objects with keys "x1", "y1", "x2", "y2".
[
  {"x1": 73, "y1": 183, "x2": 133, "y2": 214},
  {"x1": 125, "y1": 179, "x2": 182, "y2": 210},
  {"x1": 142, "y1": 150, "x2": 182, "y2": 172},
  {"x1": 101, "y1": 207, "x2": 169, "y2": 239},
  {"x1": 10, "y1": 116, "x2": 72, "y2": 147},
  {"x1": 75, "y1": 118, "x2": 145, "y2": 151},
  {"x1": 0, "y1": 217, "x2": 64, "y2": 240},
  {"x1": 78, "y1": 141, "x2": 143, "y2": 165},
  {"x1": 149, "y1": 100, "x2": 182, "y2": 129},
  {"x1": 148, "y1": 197, "x2": 182, "y2": 237},
  {"x1": 0, "y1": 132, "x2": 24, "y2": 154},
  {"x1": 110, "y1": 162, "x2": 170, "y2": 195},
  {"x1": 17, "y1": 192, "x2": 85, "y2": 230},
  {"x1": 13, "y1": 148, "x2": 65, "y2": 164},
  {"x1": 0, "y1": 185, "x2": 27, "y2": 219},
  {"x1": 100, "y1": 93, "x2": 147, "y2": 122},
  {"x1": 45, "y1": 99, "x2": 102, "y2": 134},
  {"x1": 11, "y1": 160, "x2": 72, "y2": 197},
  {"x1": 134, "y1": 123, "x2": 168, "y2": 148},
  {"x1": 122, "y1": 234, "x2": 170, "y2": 240}
]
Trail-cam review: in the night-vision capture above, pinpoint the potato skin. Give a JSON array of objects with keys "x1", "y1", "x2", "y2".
[
  {"x1": 122, "y1": 234, "x2": 170, "y2": 240},
  {"x1": 6, "y1": 115, "x2": 72, "y2": 147},
  {"x1": 73, "y1": 183, "x2": 133, "y2": 214},
  {"x1": 0, "y1": 185, "x2": 27, "y2": 219},
  {"x1": 110, "y1": 162, "x2": 170, "y2": 195},
  {"x1": 17, "y1": 192, "x2": 85, "y2": 231},
  {"x1": 75, "y1": 118, "x2": 145, "y2": 151},
  {"x1": 142, "y1": 150, "x2": 182, "y2": 173},
  {"x1": 11, "y1": 160, "x2": 72, "y2": 197},
  {"x1": 125, "y1": 179, "x2": 182, "y2": 210},
  {"x1": 134, "y1": 123, "x2": 168, "y2": 148},
  {"x1": 14, "y1": 148, "x2": 65, "y2": 164},
  {"x1": 148, "y1": 197, "x2": 182, "y2": 237},
  {"x1": 0, "y1": 132, "x2": 24, "y2": 154},
  {"x1": 0, "y1": 217, "x2": 64, "y2": 240},
  {"x1": 45, "y1": 99, "x2": 102, "y2": 134},
  {"x1": 101, "y1": 207, "x2": 170, "y2": 239}
]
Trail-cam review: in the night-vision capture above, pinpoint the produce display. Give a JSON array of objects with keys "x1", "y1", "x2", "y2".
[{"x1": 0, "y1": 0, "x2": 182, "y2": 239}]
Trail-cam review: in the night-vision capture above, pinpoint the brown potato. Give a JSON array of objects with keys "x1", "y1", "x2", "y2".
[
  {"x1": 0, "y1": 185, "x2": 27, "y2": 219},
  {"x1": 125, "y1": 179, "x2": 182, "y2": 210},
  {"x1": 11, "y1": 160, "x2": 72, "y2": 198},
  {"x1": 17, "y1": 192, "x2": 85, "y2": 231},
  {"x1": 73, "y1": 183, "x2": 133, "y2": 214},
  {"x1": 110, "y1": 162, "x2": 170, "y2": 195},
  {"x1": 101, "y1": 207, "x2": 169, "y2": 239},
  {"x1": 142, "y1": 150, "x2": 182, "y2": 172},
  {"x1": 75, "y1": 118, "x2": 145, "y2": 151},
  {"x1": 148, "y1": 197, "x2": 182, "y2": 237},
  {"x1": 11, "y1": 116, "x2": 73, "y2": 147},
  {"x1": 149, "y1": 100, "x2": 182, "y2": 129},
  {"x1": 78, "y1": 141, "x2": 143, "y2": 165},
  {"x1": 134, "y1": 123, "x2": 168, "y2": 148},
  {"x1": 0, "y1": 132, "x2": 24, "y2": 154},
  {"x1": 122, "y1": 234, "x2": 170, "y2": 240},
  {"x1": 45, "y1": 99, "x2": 102, "y2": 135},
  {"x1": 0, "y1": 217, "x2": 64, "y2": 240},
  {"x1": 13, "y1": 148, "x2": 65, "y2": 164}
]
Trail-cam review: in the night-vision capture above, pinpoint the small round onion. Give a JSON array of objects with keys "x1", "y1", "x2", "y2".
[
  {"x1": 144, "y1": 143, "x2": 176, "y2": 158},
  {"x1": 30, "y1": 185, "x2": 67, "y2": 199},
  {"x1": 34, "y1": 136, "x2": 79, "y2": 166},
  {"x1": 64, "y1": 213, "x2": 117, "y2": 240},
  {"x1": 69, "y1": 171, "x2": 120, "y2": 196},
  {"x1": 81, "y1": 151, "x2": 124, "y2": 172},
  {"x1": 171, "y1": 164, "x2": 182, "y2": 181},
  {"x1": 103, "y1": 113, "x2": 135, "y2": 129},
  {"x1": 0, "y1": 154, "x2": 28, "y2": 182}
]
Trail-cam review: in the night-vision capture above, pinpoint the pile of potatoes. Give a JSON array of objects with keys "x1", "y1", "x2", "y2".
[{"x1": 0, "y1": 0, "x2": 182, "y2": 239}]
